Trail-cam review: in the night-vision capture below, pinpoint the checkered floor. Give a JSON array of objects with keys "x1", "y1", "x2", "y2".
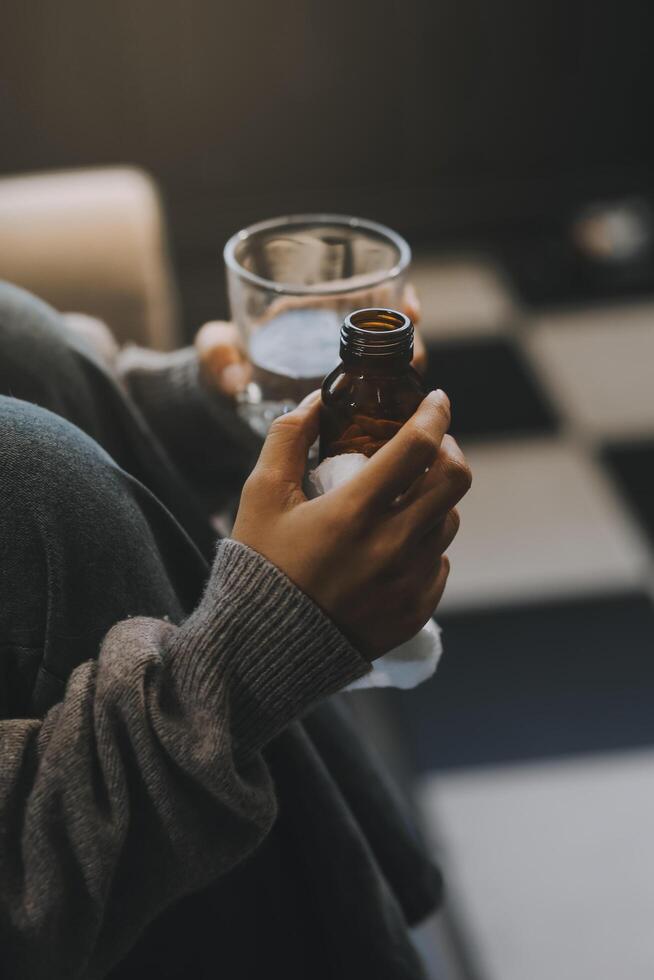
[{"x1": 384, "y1": 254, "x2": 654, "y2": 979}]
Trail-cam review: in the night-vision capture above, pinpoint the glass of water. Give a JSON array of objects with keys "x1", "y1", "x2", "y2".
[{"x1": 223, "y1": 214, "x2": 411, "y2": 434}]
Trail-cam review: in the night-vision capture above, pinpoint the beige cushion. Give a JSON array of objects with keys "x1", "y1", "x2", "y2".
[{"x1": 0, "y1": 167, "x2": 181, "y2": 349}]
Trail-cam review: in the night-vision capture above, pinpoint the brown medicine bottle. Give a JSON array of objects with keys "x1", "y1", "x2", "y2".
[{"x1": 320, "y1": 308, "x2": 427, "y2": 461}]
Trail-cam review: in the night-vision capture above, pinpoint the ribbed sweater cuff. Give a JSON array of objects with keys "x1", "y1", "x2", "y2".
[{"x1": 171, "y1": 539, "x2": 370, "y2": 756}]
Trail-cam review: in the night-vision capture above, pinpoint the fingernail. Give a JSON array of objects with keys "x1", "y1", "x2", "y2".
[{"x1": 433, "y1": 388, "x2": 450, "y2": 406}]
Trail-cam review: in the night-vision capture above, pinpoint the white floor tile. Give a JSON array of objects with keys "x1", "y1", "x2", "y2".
[
  {"x1": 439, "y1": 438, "x2": 648, "y2": 612},
  {"x1": 528, "y1": 302, "x2": 654, "y2": 440},
  {"x1": 410, "y1": 254, "x2": 517, "y2": 341},
  {"x1": 419, "y1": 751, "x2": 654, "y2": 980}
]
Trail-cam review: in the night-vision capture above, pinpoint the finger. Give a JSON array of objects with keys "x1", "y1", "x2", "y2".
[
  {"x1": 255, "y1": 390, "x2": 321, "y2": 486},
  {"x1": 425, "y1": 555, "x2": 450, "y2": 613},
  {"x1": 420, "y1": 508, "x2": 460, "y2": 554},
  {"x1": 406, "y1": 555, "x2": 451, "y2": 616},
  {"x1": 195, "y1": 320, "x2": 243, "y2": 360},
  {"x1": 398, "y1": 435, "x2": 471, "y2": 534},
  {"x1": 219, "y1": 361, "x2": 253, "y2": 398},
  {"x1": 402, "y1": 282, "x2": 421, "y2": 325},
  {"x1": 393, "y1": 555, "x2": 451, "y2": 633},
  {"x1": 195, "y1": 321, "x2": 251, "y2": 396},
  {"x1": 438, "y1": 508, "x2": 460, "y2": 552},
  {"x1": 411, "y1": 328, "x2": 428, "y2": 374},
  {"x1": 400, "y1": 434, "x2": 469, "y2": 506},
  {"x1": 402, "y1": 283, "x2": 426, "y2": 372},
  {"x1": 398, "y1": 511, "x2": 457, "y2": 579},
  {"x1": 340, "y1": 389, "x2": 451, "y2": 510}
]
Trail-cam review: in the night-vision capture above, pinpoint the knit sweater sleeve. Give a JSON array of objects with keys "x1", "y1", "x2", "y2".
[
  {"x1": 0, "y1": 539, "x2": 369, "y2": 980},
  {"x1": 114, "y1": 346, "x2": 262, "y2": 509}
]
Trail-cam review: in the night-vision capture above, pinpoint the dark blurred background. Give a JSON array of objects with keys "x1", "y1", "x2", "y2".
[{"x1": 4, "y1": 0, "x2": 654, "y2": 330}]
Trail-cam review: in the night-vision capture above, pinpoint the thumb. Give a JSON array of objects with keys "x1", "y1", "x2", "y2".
[
  {"x1": 256, "y1": 391, "x2": 321, "y2": 489},
  {"x1": 195, "y1": 321, "x2": 251, "y2": 398},
  {"x1": 402, "y1": 282, "x2": 421, "y2": 325}
]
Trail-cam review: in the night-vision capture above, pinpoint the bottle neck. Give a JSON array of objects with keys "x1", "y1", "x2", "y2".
[{"x1": 340, "y1": 308, "x2": 413, "y2": 372}]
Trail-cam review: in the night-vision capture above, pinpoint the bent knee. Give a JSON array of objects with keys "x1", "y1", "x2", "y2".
[{"x1": 0, "y1": 395, "x2": 114, "y2": 502}]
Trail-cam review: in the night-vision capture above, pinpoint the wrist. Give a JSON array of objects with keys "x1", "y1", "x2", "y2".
[{"x1": 174, "y1": 539, "x2": 370, "y2": 753}]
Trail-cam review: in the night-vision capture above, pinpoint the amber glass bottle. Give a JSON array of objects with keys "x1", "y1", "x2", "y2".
[{"x1": 320, "y1": 308, "x2": 427, "y2": 460}]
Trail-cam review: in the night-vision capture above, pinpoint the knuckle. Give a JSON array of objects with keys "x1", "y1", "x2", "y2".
[
  {"x1": 408, "y1": 423, "x2": 438, "y2": 461},
  {"x1": 371, "y1": 534, "x2": 399, "y2": 569},
  {"x1": 370, "y1": 540, "x2": 391, "y2": 569},
  {"x1": 268, "y1": 412, "x2": 302, "y2": 438},
  {"x1": 341, "y1": 500, "x2": 367, "y2": 536},
  {"x1": 240, "y1": 470, "x2": 260, "y2": 498},
  {"x1": 318, "y1": 499, "x2": 364, "y2": 543},
  {"x1": 243, "y1": 466, "x2": 279, "y2": 498}
]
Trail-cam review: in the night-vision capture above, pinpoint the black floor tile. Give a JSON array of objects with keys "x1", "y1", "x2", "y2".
[
  {"x1": 424, "y1": 337, "x2": 558, "y2": 440},
  {"x1": 602, "y1": 441, "x2": 654, "y2": 548},
  {"x1": 386, "y1": 592, "x2": 654, "y2": 773},
  {"x1": 500, "y1": 233, "x2": 654, "y2": 308}
]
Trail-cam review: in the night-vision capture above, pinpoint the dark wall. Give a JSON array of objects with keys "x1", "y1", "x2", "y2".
[{"x1": 3, "y1": 0, "x2": 654, "y2": 326}]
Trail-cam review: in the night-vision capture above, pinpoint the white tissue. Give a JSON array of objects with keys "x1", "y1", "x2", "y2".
[
  {"x1": 308, "y1": 452, "x2": 369, "y2": 495},
  {"x1": 308, "y1": 453, "x2": 443, "y2": 692},
  {"x1": 346, "y1": 617, "x2": 442, "y2": 690}
]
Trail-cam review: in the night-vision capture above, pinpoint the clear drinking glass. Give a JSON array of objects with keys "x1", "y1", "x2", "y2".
[{"x1": 223, "y1": 214, "x2": 411, "y2": 434}]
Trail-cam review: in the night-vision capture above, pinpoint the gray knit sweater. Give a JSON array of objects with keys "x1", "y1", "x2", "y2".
[{"x1": 0, "y1": 345, "x2": 371, "y2": 980}]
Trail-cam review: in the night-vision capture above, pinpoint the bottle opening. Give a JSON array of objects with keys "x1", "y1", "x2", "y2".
[{"x1": 341, "y1": 308, "x2": 413, "y2": 359}]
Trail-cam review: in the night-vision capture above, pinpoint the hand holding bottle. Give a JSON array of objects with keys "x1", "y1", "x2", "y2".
[{"x1": 232, "y1": 389, "x2": 471, "y2": 660}]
